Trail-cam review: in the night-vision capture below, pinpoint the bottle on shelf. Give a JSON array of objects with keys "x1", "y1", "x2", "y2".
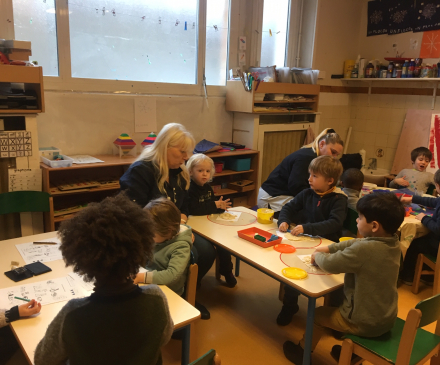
[
  {"x1": 386, "y1": 62, "x2": 394, "y2": 78},
  {"x1": 402, "y1": 60, "x2": 409, "y2": 78},
  {"x1": 414, "y1": 58, "x2": 423, "y2": 78},
  {"x1": 365, "y1": 61, "x2": 375, "y2": 78},
  {"x1": 408, "y1": 59, "x2": 415, "y2": 78}
]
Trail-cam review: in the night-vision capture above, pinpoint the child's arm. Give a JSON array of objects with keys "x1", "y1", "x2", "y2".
[
  {"x1": 413, "y1": 195, "x2": 438, "y2": 209},
  {"x1": 389, "y1": 170, "x2": 409, "y2": 188},
  {"x1": 1, "y1": 300, "x2": 41, "y2": 328},
  {"x1": 277, "y1": 191, "x2": 305, "y2": 231},
  {"x1": 143, "y1": 243, "x2": 191, "y2": 287},
  {"x1": 301, "y1": 197, "x2": 347, "y2": 237},
  {"x1": 188, "y1": 186, "x2": 223, "y2": 215},
  {"x1": 313, "y1": 241, "x2": 363, "y2": 274}
]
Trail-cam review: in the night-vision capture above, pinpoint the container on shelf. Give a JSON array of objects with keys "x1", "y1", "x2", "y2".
[
  {"x1": 40, "y1": 155, "x2": 74, "y2": 168},
  {"x1": 225, "y1": 157, "x2": 251, "y2": 171},
  {"x1": 214, "y1": 162, "x2": 224, "y2": 173}
]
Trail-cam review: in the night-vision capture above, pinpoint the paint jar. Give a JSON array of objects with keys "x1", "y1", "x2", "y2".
[{"x1": 257, "y1": 208, "x2": 274, "y2": 224}]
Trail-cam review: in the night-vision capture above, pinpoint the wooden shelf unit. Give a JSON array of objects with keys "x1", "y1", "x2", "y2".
[
  {"x1": 0, "y1": 65, "x2": 45, "y2": 113},
  {"x1": 206, "y1": 149, "x2": 259, "y2": 208},
  {"x1": 225, "y1": 80, "x2": 320, "y2": 114},
  {"x1": 41, "y1": 155, "x2": 137, "y2": 229}
]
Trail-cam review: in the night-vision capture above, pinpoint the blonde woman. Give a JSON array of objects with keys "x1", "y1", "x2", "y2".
[
  {"x1": 258, "y1": 128, "x2": 344, "y2": 218},
  {"x1": 120, "y1": 123, "x2": 215, "y2": 319}
]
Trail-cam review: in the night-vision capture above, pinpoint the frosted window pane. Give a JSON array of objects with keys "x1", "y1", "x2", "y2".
[
  {"x1": 69, "y1": 1, "x2": 198, "y2": 84},
  {"x1": 260, "y1": 0, "x2": 289, "y2": 67},
  {"x1": 12, "y1": 0, "x2": 59, "y2": 76},
  {"x1": 205, "y1": 0, "x2": 229, "y2": 86}
]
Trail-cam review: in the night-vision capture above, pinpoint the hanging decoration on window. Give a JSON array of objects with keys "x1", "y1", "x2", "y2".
[
  {"x1": 414, "y1": 2, "x2": 440, "y2": 32},
  {"x1": 367, "y1": 0, "x2": 388, "y2": 36},
  {"x1": 388, "y1": 0, "x2": 414, "y2": 35}
]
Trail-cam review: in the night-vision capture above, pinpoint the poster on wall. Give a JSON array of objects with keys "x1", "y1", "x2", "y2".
[
  {"x1": 413, "y1": 1, "x2": 440, "y2": 32},
  {"x1": 388, "y1": 0, "x2": 414, "y2": 35},
  {"x1": 419, "y1": 29, "x2": 440, "y2": 58},
  {"x1": 367, "y1": 0, "x2": 389, "y2": 36}
]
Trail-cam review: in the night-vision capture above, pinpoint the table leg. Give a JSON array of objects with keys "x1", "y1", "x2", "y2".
[
  {"x1": 235, "y1": 257, "x2": 240, "y2": 277},
  {"x1": 303, "y1": 297, "x2": 316, "y2": 365},
  {"x1": 181, "y1": 325, "x2": 191, "y2": 365}
]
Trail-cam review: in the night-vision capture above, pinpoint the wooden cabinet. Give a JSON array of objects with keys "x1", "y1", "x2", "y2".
[
  {"x1": 0, "y1": 65, "x2": 45, "y2": 113},
  {"x1": 226, "y1": 80, "x2": 320, "y2": 114},
  {"x1": 206, "y1": 149, "x2": 259, "y2": 209},
  {"x1": 41, "y1": 155, "x2": 136, "y2": 229}
]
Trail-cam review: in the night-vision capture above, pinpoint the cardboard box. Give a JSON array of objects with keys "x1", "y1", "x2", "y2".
[{"x1": 228, "y1": 180, "x2": 254, "y2": 192}]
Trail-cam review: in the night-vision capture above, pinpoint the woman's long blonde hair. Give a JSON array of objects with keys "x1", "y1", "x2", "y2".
[
  {"x1": 137, "y1": 123, "x2": 195, "y2": 193},
  {"x1": 303, "y1": 128, "x2": 344, "y2": 155}
]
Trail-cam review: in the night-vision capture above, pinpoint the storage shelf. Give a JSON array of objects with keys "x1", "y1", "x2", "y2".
[
  {"x1": 214, "y1": 189, "x2": 241, "y2": 196},
  {"x1": 54, "y1": 214, "x2": 78, "y2": 223},
  {"x1": 253, "y1": 100, "x2": 316, "y2": 104},
  {"x1": 50, "y1": 185, "x2": 120, "y2": 196},
  {"x1": 0, "y1": 109, "x2": 42, "y2": 114},
  {"x1": 342, "y1": 78, "x2": 440, "y2": 82},
  {"x1": 214, "y1": 169, "x2": 254, "y2": 177}
]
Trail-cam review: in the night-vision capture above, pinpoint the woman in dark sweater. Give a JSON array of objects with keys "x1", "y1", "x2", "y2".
[
  {"x1": 258, "y1": 128, "x2": 344, "y2": 217},
  {"x1": 120, "y1": 123, "x2": 215, "y2": 319}
]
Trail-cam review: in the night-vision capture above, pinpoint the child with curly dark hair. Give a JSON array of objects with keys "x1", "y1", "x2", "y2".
[
  {"x1": 34, "y1": 194, "x2": 173, "y2": 365},
  {"x1": 133, "y1": 198, "x2": 194, "y2": 296}
]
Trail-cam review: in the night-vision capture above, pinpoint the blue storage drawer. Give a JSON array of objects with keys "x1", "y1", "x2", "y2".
[{"x1": 225, "y1": 157, "x2": 251, "y2": 171}]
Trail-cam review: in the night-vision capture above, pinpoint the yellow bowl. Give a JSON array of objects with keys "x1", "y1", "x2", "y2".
[
  {"x1": 339, "y1": 237, "x2": 354, "y2": 242},
  {"x1": 257, "y1": 208, "x2": 274, "y2": 224}
]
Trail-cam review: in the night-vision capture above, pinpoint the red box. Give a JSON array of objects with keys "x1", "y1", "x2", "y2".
[
  {"x1": 237, "y1": 227, "x2": 282, "y2": 248},
  {"x1": 214, "y1": 162, "x2": 224, "y2": 173}
]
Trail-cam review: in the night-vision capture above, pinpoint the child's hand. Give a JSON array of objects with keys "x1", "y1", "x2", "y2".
[
  {"x1": 400, "y1": 196, "x2": 413, "y2": 204},
  {"x1": 18, "y1": 299, "x2": 41, "y2": 317},
  {"x1": 291, "y1": 225, "x2": 304, "y2": 235},
  {"x1": 133, "y1": 272, "x2": 145, "y2": 285},
  {"x1": 394, "y1": 177, "x2": 409, "y2": 187},
  {"x1": 311, "y1": 246, "x2": 330, "y2": 264},
  {"x1": 215, "y1": 196, "x2": 232, "y2": 210},
  {"x1": 416, "y1": 213, "x2": 426, "y2": 221},
  {"x1": 279, "y1": 222, "x2": 289, "y2": 232}
]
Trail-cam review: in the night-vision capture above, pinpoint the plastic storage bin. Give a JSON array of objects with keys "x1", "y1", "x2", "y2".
[
  {"x1": 214, "y1": 162, "x2": 224, "y2": 173},
  {"x1": 237, "y1": 227, "x2": 282, "y2": 248},
  {"x1": 40, "y1": 155, "x2": 74, "y2": 168},
  {"x1": 225, "y1": 157, "x2": 251, "y2": 171}
]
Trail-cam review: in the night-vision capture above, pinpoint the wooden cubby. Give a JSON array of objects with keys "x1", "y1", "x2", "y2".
[
  {"x1": 0, "y1": 65, "x2": 45, "y2": 113},
  {"x1": 206, "y1": 149, "x2": 259, "y2": 209},
  {"x1": 225, "y1": 80, "x2": 320, "y2": 114}
]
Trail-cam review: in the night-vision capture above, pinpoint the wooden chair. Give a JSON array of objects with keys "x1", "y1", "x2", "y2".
[
  {"x1": 412, "y1": 246, "x2": 440, "y2": 295},
  {"x1": 0, "y1": 191, "x2": 54, "y2": 236},
  {"x1": 184, "y1": 252, "x2": 198, "y2": 306},
  {"x1": 339, "y1": 293, "x2": 440, "y2": 365},
  {"x1": 343, "y1": 208, "x2": 362, "y2": 238},
  {"x1": 188, "y1": 349, "x2": 221, "y2": 365}
]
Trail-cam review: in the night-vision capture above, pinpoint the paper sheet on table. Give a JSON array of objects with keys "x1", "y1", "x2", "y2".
[
  {"x1": 216, "y1": 211, "x2": 242, "y2": 222},
  {"x1": 67, "y1": 272, "x2": 95, "y2": 294},
  {"x1": 70, "y1": 155, "x2": 104, "y2": 164},
  {"x1": 276, "y1": 231, "x2": 320, "y2": 248},
  {"x1": 15, "y1": 237, "x2": 62, "y2": 264},
  {"x1": 297, "y1": 255, "x2": 326, "y2": 274},
  {"x1": 0, "y1": 276, "x2": 83, "y2": 309}
]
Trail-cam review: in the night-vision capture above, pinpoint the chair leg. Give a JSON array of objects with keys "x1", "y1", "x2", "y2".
[
  {"x1": 323, "y1": 293, "x2": 331, "y2": 306},
  {"x1": 339, "y1": 339, "x2": 354, "y2": 365},
  {"x1": 215, "y1": 250, "x2": 221, "y2": 280},
  {"x1": 412, "y1": 254, "x2": 424, "y2": 294}
]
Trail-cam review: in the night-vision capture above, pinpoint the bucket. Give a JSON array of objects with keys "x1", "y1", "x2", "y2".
[{"x1": 257, "y1": 208, "x2": 274, "y2": 224}]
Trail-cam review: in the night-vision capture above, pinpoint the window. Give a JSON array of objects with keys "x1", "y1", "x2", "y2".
[
  {"x1": 69, "y1": 0, "x2": 198, "y2": 84},
  {"x1": 205, "y1": 0, "x2": 230, "y2": 86},
  {"x1": 260, "y1": 0, "x2": 290, "y2": 67},
  {"x1": 12, "y1": 0, "x2": 59, "y2": 76}
]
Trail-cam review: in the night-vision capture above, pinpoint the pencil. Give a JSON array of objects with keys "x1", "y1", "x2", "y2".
[
  {"x1": 33, "y1": 241, "x2": 57, "y2": 245},
  {"x1": 14, "y1": 296, "x2": 30, "y2": 302}
]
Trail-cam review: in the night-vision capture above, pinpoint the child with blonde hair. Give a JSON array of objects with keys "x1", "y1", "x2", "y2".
[{"x1": 186, "y1": 154, "x2": 236, "y2": 287}]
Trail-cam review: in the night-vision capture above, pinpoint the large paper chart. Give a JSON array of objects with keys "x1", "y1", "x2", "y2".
[
  {"x1": 15, "y1": 237, "x2": 62, "y2": 264},
  {"x1": 207, "y1": 211, "x2": 257, "y2": 226},
  {"x1": 0, "y1": 276, "x2": 82, "y2": 308}
]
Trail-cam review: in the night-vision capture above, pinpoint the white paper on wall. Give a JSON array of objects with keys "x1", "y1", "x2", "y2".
[
  {"x1": 135, "y1": 98, "x2": 157, "y2": 133},
  {"x1": 8, "y1": 168, "x2": 42, "y2": 192}
]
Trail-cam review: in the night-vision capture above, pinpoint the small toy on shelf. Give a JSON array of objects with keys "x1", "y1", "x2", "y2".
[
  {"x1": 141, "y1": 132, "x2": 156, "y2": 147},
  {"x1": 113, "y1": 133, "x2": 136, "y2": 158}
]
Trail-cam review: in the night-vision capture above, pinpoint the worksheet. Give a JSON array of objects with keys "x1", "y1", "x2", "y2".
[
  {"x1": 297, "y1": 255, "x2": 326, "y2": 274},
  {"x1": 15, "y1": 237, "x2": 62, "y2": 264},
  {"x1": 216, "y1": 211, "x2": 242, "y2": 222},
  {"x1": 0, "y1": 276, "x2": 82, "y2": 308}
]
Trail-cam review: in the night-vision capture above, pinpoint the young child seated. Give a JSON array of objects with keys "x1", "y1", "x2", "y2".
[
  {"x1": 133, "y1": 198, "x2": 194, "y2": 296},
  {"x1": 277, "y1": 155, "x2": 347, "y2": 326},
  {"x1": 400, "y1": 169, "x2": 440, "y2": 285},
  {"x1": 186, "y1": 154, "x2": 237, "y2": 287},
  {"x1": 1, "y1": 300, "x2": 41, "y2": 363},
  {"x1": 341, "y1": 168, "x2": 364, "y2": 211},
  {"x1": 282, "y1": 193, "x2": 405, "y2": 364},
  {"x1": 389, "y1": 146, "x2": 434, "y2": 194},
  {"x1": 35, "y1": 194, "x2": 173, "y2": 365}
]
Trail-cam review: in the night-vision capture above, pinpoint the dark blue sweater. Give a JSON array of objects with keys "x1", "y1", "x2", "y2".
[
  {"x1": 413, "y1": 195, "x2": 440, "y2": 248},
  {"x1": 261, "y1": 147, "x2": 317, "y2": 197},
  {"x1": 278, "y1": 188, "x2": 348, "y2": 242}
]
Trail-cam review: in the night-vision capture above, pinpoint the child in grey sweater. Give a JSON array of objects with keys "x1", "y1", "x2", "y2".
[
  {"x1": 341, "y1": 168, "x2": 364, "y2": 211},
  {"x1": 283, "y1": 192, "x2": 405, "y2": 364}
]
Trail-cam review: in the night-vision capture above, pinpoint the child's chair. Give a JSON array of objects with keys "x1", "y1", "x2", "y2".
[
  {"x1": 184, "y1": 252, "x2": 198, "y2": 306},
  {"x1": 338, "y1": 293, "x2": 440, "y2": 365},
  {"x1": 189, "y1": 349, "x2": 221, "y2": 365},
  {"x1": 412, "y1": 246, "x2": 440, "y2": 295},
  {"x1": 343, "y1": 208, "x2": 362, "y2": 238}
]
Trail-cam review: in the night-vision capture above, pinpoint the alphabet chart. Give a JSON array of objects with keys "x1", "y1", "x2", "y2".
[
  {"x1": 0, "y1": 276, "x2": 82, "y2": 308},
  {"x1": 0, "y1": 131, "x2": 32, "y2": 158},
  {"x1": 15, "y1": 237, "x2": 63, "y2": 264}
]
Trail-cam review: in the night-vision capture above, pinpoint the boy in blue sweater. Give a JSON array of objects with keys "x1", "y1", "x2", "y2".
[
  {"x1": 283, "y1": 193, "x2": 404, "y2": 364},
  {"x1": 400, "y1": 168, "x2": 440, "y2": 284},
  {"x1": 277, "y1": 155, "x2": 347, "y2": 326}
]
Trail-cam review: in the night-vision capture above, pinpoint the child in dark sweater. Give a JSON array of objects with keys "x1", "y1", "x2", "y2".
[
  {"x1": 277, "y1": 155, "x2": 347, "y2": 326},
  {"x1": 187, "y1": 154, "x2": 236, "y2": 287}
]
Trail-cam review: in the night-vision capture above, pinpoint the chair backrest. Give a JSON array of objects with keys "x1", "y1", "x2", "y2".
[
  {"x1": 427, "y1": 183, "x2": 436, "y2": 196},
  {"x1": 415, "y1": 293, "x2": 440, "y2": 328},
  {"x1": 184, "y1": 251, "x2": 198, "y2": 306},
  {"x1": 343, "y1": 208, "x2": 359, "y2": 235},
  {"x1": 0, "y1": 191, "x2": 51, "y2": 215},
  {"x1": 189, "y1": 349, "x2": 220, "y2": 365}
]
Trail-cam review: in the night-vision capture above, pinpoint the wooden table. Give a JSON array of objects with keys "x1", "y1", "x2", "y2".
[
  {"x1": 0, "y1": 232, "x2": 200, "y2": 365},
  {"x1": 188, "y1": 207, "x2": 344, "y2": 365}
]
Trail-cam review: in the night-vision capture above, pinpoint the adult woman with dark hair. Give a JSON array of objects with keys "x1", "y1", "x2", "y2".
[
  {"x1": 119, "y1": 123, "x2": 215, "y2": 319},
  {"x1": 258, "y1": 128, "x2": 344, "y2": 217}
]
